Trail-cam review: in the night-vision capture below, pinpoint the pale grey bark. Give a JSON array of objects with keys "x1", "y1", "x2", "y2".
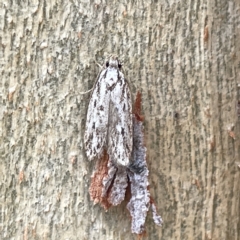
[{"x1": 1, "y1": 0, "x2": 240, "y2": 239}]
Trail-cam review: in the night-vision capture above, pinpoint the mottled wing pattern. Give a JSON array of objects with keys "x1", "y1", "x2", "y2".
[
  {"x1": 84, "y1": 69, "x2": 110, "y2": 161},
  {"x1": 84, "y1": 59, "x2": 133, "y2": 167},
  {"x1": 107, "y1": 73, "x2": 133, "y2": 166}
]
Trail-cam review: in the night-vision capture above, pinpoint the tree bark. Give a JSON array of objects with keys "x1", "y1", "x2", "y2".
[{"x1": 1, "y1": 0, "x2": 239, "y2": 239}]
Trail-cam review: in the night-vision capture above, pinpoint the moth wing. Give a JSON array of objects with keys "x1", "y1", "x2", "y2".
[
  {"x1": 84, "y1": 70, "x2": 110, "y2": 161},
  {"x1": 107, "y1": 75, "x2": 133, "y2": 166}
]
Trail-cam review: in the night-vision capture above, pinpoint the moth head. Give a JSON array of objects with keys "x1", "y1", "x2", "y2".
[{"x1": 107, "y1": 56, "x2": 122, "y2": 69}]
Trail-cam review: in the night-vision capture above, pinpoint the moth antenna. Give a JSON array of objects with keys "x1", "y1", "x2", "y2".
[
  {"x1": 94, "y1": 60, "x2": 104, "y2": 69},
  {"x1": 79, "y1": 88, "x2": 93, "y2": 95}
]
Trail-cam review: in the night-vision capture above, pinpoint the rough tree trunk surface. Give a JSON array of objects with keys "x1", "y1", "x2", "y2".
[{"x1": 0, "y1": 0, "x2": 239, "y2": 239}]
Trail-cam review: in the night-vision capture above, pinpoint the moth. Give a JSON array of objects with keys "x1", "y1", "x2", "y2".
[{"x1": 84, "y1": 56, "x2": 133, "y2": 166}]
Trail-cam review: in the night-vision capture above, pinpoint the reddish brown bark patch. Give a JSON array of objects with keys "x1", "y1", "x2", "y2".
[
  {"x1": 89, "y1": 150, "x2": 112, "y2": 210},
  {"x1": 134, "y1": 91, "x2": 144, "y2": 122}
]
